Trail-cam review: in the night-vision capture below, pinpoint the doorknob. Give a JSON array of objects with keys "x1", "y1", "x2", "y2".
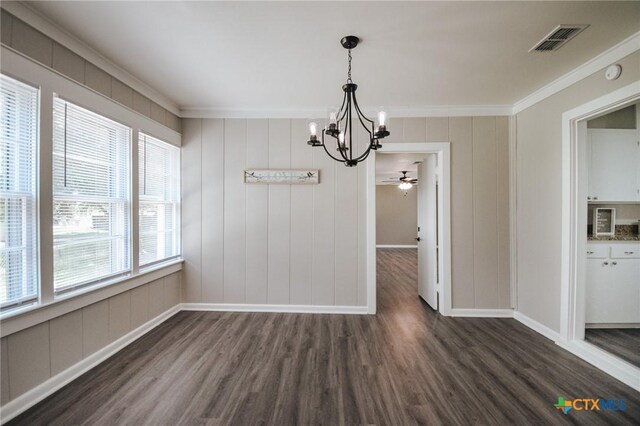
[{"x1": 415, "y1": 237, "x2": 421, "y2": 242}]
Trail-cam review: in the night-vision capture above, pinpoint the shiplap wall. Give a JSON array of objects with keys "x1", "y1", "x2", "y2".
[
  {"x1": 182, "y1": 116, "x2": 510, "y2": 309},
  {"x1": 182, "y1": 119, "x2": 367, "y2": 306},
  {"x1": 0, "y1": 273, "x2": 181, "y2": 405}
]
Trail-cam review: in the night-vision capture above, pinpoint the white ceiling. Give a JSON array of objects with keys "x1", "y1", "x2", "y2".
[
  {"x1": 376, "y1": 153, "x2": 428, "y2": 185},
  {"x1": 26, "y1": 1, "x2": 640, "y2": 115}
]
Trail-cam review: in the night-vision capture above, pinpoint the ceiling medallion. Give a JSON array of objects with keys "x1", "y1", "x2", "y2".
[{"x1": 307, "y1": 35, "x2": 390, "y2": 167}]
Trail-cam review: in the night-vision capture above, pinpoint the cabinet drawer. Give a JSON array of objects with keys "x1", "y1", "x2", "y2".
[
  {"x1": 610, "y1": 245, "x2": 640, "y2": 259},
  {"x1": 586, "y1": 245, "x2": 609, "y2": 258}
]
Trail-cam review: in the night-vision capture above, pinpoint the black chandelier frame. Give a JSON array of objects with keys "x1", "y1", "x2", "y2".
[{"x1": 307, "y1": 36, "x2": 390, "y2": 167}]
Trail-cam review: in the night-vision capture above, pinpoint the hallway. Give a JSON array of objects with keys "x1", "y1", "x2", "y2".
[{"x1": 9, "y1": 249, "x2": 639, "y2": 425}]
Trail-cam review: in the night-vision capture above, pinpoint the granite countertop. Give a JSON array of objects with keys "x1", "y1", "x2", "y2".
[
  {"x1": 587, "y1": 235, "x2": 640, "y2": 242},
  {"x1": 587, "y1": 224, "x2": 640, "y2": 242}
]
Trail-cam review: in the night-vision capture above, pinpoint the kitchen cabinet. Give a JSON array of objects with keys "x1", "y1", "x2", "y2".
[
  {"x1": 585, "y1": 243, "x2": 640, "y2": 324},
  {"x1": 587, "y1": 129, "x2": 640, "y2": 202}
]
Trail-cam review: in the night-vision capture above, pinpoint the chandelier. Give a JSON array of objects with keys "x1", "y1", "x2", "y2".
[{"x1": 307, "y1": 36, "x2": 390, "y2": 167}]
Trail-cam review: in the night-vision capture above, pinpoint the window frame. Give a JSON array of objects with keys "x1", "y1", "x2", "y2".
[
  {"x1": 138, "y1": 132, "x2": 182, "y2": 270},
  {"x1": 0, "y1": 73, "x2": 41, "y2": 311},
  {"x1": 0, "y1": 48, "x2": 182, "y2": 322},
  {"x1": 51, "y1": 96, "x2": 133, "y2": 295}
]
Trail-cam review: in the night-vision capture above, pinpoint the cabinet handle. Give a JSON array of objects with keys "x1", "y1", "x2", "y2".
[
  {"x1": 593, "y1": 196, "x2": 599, "y2": 200},
  {"x1": 587, "y1": 251, "x2": 594, "y2": 255},
  {"x1": 611, "y1": 261, "x2": 617, "y2": 266},
  {"x1": 587, "y1": 196, "x2": 592, "y2": 200},
  {"x1": 603, "y1": 261, "x2": 609, "y2": 266},
  {"x1": 624, "y1": 251, "x2": 634, "y2": 255}
]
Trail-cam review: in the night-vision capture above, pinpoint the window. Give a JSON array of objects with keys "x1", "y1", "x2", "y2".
[
  {"x1": 0, "y1": 74, "x2": 39, "y2": 310},
  {"x1": 52, "y1": 98, "x2": 130, "y2": 293},
  {"x1": 138, "y1": 133, "x2": 180, "y2": 267}
]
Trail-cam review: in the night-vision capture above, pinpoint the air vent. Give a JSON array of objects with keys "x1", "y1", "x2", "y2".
[{"x1": 529, "y1": 25, "x2": 589, "y2": 52}]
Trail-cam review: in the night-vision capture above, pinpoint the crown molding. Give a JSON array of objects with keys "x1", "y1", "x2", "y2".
[
  {"x1": 0, "y1": 2, "x2": 181, "y2": 116},
  {"x1": 180, "y1": 104, "x2": 513, "y2": 119},
  {"x1": 4, "y1": 1, "x2": 637, "y2": 119},
  {"x1": 512, "y1": 30, "x2": 640, "y2": 115}
]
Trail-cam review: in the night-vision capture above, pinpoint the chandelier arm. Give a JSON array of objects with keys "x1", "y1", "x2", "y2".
[
  {"x1": 335, "y1": 91, "x2": 348, "y2": 125},
  {"x1": 337, "y1": 97, "x2": 349, "y2": 125},
  {"x1": 354, "y1": 111, "x2": 375, "y2": 142},
  {"x1": 322, "y1": 129, "x2": 350, "y2": 163},
  {"x1": 352, "y1": 91, "x2": 375, "y2": 126},
  {"x1": 353, "y1": 145, "x2": 372, "y2": 162},
  {"x1": 321, "y1": 134, "x2": 347, "y2": 163},
  {"x1": 337, "y1": 116, "x2": 352, "y2": 163},
  {"x1": 346, "y1": 95, "x2": 352, "y2": 160}
]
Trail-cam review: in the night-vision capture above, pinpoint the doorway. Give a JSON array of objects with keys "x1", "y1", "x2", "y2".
[
  {"x1": 560, "y1": 81, "x2": 640, "y2": 390},
  {"x1": 366, "y1": 143, "x2": 452, "y2": 315},
  {"x1": 375, "y1": 153, "x2": 439, "y2": 310}
]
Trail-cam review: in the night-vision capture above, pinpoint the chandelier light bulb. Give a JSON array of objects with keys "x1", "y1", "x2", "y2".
[
  {"x1": 309, "y1": 122, "x2": 317, "y2": 137},
  {"x1": 338, "y1": 132, "x2": 345, "y2": 144},
  {"x1": 330, "y1": 112, "x2": 337, "y2": 124},
  {"x1": 378, "y1": 111, "x2": 387, "y2": 127}
]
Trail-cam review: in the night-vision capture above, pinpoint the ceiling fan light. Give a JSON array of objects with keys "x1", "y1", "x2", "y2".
[{"x1": 399, "y1": 182, "x2": 413, "y2": 190}]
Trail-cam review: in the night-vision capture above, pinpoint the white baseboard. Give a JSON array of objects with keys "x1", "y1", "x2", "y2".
[
  {"x1": 0, "y1": 305, "x2": 181, "y2": 424},
  {"x1": 586, "y1": 323, "x2": 640, "y2": 329},
  {"x1": 181, "y1": 303, "x2": 369, "y2": 315},
  {"x1": 376, "y1": 244, "x2": 418, "y2": 248},
  {"x1": 375, "y1": 244, "x2": 418, "y2": 248},
  {"x1": 448, "y1": 308, "x2": 514, "y2": 318},
  {"x1": 513, "y1": 311, "x2": 561, "y2": 341},
  {"x1": 556, "y1": 339, "x2": 640, "y2": 391}
]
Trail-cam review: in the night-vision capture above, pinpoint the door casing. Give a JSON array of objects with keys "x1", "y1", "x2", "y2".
[{"x1": 366, "y1": 142, "x2": 452, "y2": 315}]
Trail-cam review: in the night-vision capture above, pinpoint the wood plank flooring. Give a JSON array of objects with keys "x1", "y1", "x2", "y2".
[
  {"x1": 585, "y1": 328, "x2": 640, "y2": 368},
  {"x1": 8, "y1": 248, "x2": 640, "y2": 425}
]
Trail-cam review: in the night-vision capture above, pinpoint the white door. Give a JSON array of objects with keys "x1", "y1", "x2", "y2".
[{"x1": 417, "y1": 155, "x2": 438, "y2": 309}]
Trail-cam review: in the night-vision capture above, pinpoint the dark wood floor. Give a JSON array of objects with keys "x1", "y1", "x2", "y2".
[
  {"x1": 9, "y1": 248, "x2": 640, "y2": 425},
  {"x1": 585, "y1": 328, "x2": 640, "y2": 368}
]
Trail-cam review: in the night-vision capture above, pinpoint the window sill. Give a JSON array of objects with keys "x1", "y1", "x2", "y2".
[{"x1": 0, "y1": 259, "x2": 183, "y2": 337}]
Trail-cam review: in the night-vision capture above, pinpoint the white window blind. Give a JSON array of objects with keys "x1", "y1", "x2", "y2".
[
  {"x1": 53, "y1": 98, "x2": 131, "y2": 293},
  {"x1": 139, "y1": 133, "x2": 180, "y2": 267},
  {"x1": 0, "y1": 74, "x2": 39, "y2": 310}
]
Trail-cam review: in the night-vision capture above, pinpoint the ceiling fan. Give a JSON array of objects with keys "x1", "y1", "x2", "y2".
[{"x1": 381, "y1": 171, "x2": 418, "y2": 184}]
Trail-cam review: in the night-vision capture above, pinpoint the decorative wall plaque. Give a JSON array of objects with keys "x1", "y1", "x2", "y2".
[{"x1": 244, "y1": 169, "x2": 319, "y2": 184}]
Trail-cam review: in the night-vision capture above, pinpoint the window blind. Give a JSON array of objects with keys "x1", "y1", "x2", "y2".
[
  {"x1": 52, "y1": 98, "x2": 131, "y2": 293},
  {"x1": 139, "y1": 133, "x2": 180, "y2": 267},
  {"x1": 0, "y1": 74, "x2": 39, "y2": 309}
]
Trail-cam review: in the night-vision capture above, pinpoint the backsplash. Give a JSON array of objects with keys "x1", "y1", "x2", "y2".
[{"x1": 588, "y1": 224, "x2": 640, "y2": 241}]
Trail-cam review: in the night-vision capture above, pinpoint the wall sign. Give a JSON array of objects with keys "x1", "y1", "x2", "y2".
[
  {"x1": 594, "y1": 207, "x2": 616, "y2": 237},
  {"x1": 244, "y1": 169, "x2": 319, "y2": 184}
]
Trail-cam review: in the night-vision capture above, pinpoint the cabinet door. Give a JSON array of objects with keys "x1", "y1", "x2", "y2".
[
  {"x1": 585, "y1": 258, "x2": 613, "y2": 323},
  {"x1": 608, "y1": 259, "x2": 640, "y2": 323},
  {"x1": 588, "y1": 129, "x2": 639, "y2": 202}
]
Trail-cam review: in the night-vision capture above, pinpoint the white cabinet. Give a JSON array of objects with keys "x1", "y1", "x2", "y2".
[
  {"x1": 587, "y1": 129, "x2": 640, "y2": 202},
  {"x1": 585, "y1": 244, "x2": 640, "y2": 324}
]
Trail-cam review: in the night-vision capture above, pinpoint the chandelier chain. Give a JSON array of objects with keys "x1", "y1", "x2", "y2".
[{"x1": 347, "y1": 49, "x2": 352, "y2": 83}]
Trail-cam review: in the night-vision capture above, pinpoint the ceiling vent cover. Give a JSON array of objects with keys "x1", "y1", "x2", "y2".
[{"x1": 530, "y1": 25, "x2": 589, "y2": 52}]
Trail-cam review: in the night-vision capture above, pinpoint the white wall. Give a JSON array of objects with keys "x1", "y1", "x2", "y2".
[
  {"x1": 376, "y1": 185, "x2": 418, "y2": 246},
  {"x1": 182, "y1": 116, "x2": 511, "y2": 310},
  {"x1": 515, "y1": 50, "x2": 640, "y2": 332}
]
